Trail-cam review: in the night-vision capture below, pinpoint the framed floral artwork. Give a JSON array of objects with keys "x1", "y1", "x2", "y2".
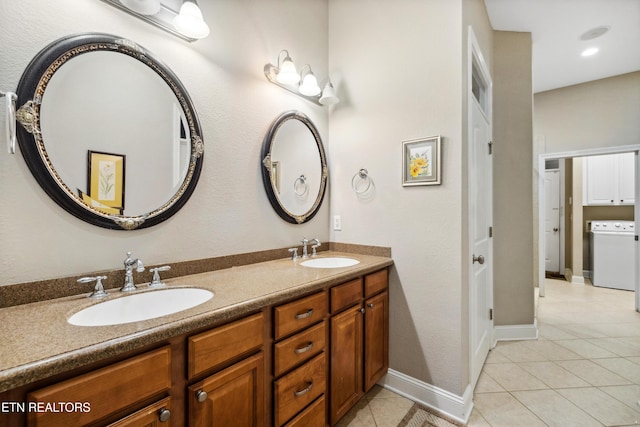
[
  {"x1": 402, "y1": 135, "x2": 441, "y2": 186},
  {"x1": 87, "y1": 150, "x2": 125, "y2": 210}
]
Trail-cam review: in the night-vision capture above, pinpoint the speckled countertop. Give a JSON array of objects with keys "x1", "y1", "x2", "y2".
[{"x1": 0, "y1": 251, "x2": 392, "y2": 393}]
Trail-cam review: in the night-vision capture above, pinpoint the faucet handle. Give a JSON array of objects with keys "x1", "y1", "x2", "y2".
[
  {"x1": 311, "y1": 239, "x2": 321, "y2": 257},
  {"x1": 77, "y1": 275, "x2": 108, "y2": 298},
  {"x1": 149, "y1": 266, "x2": 171, "y2": 287},
  {"x1": 288, "y1": 247, "x2": 299, "y2": 261}
]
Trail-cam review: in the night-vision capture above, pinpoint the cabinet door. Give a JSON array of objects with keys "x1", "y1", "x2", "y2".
[
  {"x1": 330, "y1": 305, "x2": 363, "y2": 425},
  {"x1": 618, "y1": 152, "x2": 635, "y2": 204},
  {"x1": 364, "y1": 291, "x2": 389, "y2": 392},
  {"x1": 586, "y1": 154, "x2": 616, "y2": 205},
  {"x1": 188, "y1": 352, "x2": 264, "y2": 427}
]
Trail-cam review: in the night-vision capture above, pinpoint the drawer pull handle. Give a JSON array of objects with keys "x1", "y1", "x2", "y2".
[
  {"x1": 294, "y1": 382, "x2": 313, "y2": 397},
  {"x1": 295, "y1": 309, "x2": 314, "y2": 320},
  {"x1": 158, "y1": 408, "x2": 171, "y2": 422},
  {"x1": 196, "y1": 390, "x2": 208, "y2": 403},
  {"x1": 294, "y1": 342, "x2": 314, "y2": 354}
]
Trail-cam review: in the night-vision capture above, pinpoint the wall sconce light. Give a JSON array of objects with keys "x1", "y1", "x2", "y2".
[
  {"x1": 264, "y1": 50, "x2": 340, "y2": 106},
  {"x1": 100, "y1": 0, "x2": 210, "y2": 42}
]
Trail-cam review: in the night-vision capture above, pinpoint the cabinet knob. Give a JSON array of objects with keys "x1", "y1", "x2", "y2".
[
  {"x1": 359, "y1": 307, "x2": 365, "y2": 314},
  {"x1": 367, "y1": 303, "x2": 374, "y2": 308},
  {"x1": 158, "y1": 408, "x2": 171, "y2": 422},
  {"x1": 196, "y1": 390, "x2": 208, "y2": 403},
  {"x1": 611, "y1": 200, "x2": 614, "y2": 203}
]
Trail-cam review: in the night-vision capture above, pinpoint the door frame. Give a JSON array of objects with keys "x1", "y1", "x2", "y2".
[
  {"x1": 536, "y1": 145, "x2": 640, "y2": 312},
  {"x1": 467, "y1": 26, "x2": 493, "y2": 390}
]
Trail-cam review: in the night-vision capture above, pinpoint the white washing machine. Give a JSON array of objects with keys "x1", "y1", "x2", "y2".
[{"x1": 590, "y1": 220, "x2": 636, "y2": 291}]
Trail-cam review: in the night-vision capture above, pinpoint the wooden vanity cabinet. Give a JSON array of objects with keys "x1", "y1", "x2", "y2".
[
  {"x1": 329, "y1": 269, "x2": 389, "y2": 426},
  {"x1": 272, "y1": 291, "x2": 328, "y2": 427}
]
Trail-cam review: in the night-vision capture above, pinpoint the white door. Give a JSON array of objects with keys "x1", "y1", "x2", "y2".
[
  {"x1": 544, "y1": 170, "x2": 560, "y2": 273},
  {"x1": 469, "y1": 29, "x2": 493, "y2": 389}
]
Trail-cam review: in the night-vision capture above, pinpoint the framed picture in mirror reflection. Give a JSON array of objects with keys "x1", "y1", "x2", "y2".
[{"x1": 87, "y1": 150, "x2": 126, "y2": 212}]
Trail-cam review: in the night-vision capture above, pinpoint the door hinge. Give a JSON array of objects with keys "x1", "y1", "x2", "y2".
[
  {"x1": 636, "y1": 235, "x2": 639, "y2": 241},
  {"x1": 489, "y1": 226, "x2": 493, "y2": 238},
  {"x1": 488, "y1": 141, "x2": 493, "y2": 155},
  {"x1": 489, "y1": 308, "x2": 493, "y2": 320}
]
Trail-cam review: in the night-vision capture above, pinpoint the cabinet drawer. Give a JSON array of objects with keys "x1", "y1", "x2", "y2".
[
  {"x1": 283, "y1": 395, "x2": 325, "y2": 427},
  {"x1": 188, "y1": 312, "x2": 264, "y2": 380},
  {"x1": 330, "y1": 278, "x2": 362, "y2": 313},
  {"x1": 274, "y1": 320, "x2": 326, "y2": 377},
  {"x1": 107, "y1": 397, "x2": 171, "y2": 426},
  {"x1": 27, "y1": 347, "x2": 171, "y2": 427},
  {"x1": 274, "y1": 353, "x2": 326, "y2": 426},
  {"x1": 274, "y1": 292, "x2": 327, "y2": 340},
  {"x1": 365, "y1": 269, "x2": 388, "y2": 297}
]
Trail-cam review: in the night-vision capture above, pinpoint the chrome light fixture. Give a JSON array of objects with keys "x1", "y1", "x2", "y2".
[
  {"x1": 100, "y1": 0, "x2": 210, "y2": 42},
  {"x1": 264, "y1": 50, "x2": 339, "y2": 106}
]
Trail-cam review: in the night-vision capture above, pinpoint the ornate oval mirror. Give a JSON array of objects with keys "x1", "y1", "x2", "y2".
[
  {"x1": 15, "y1": 33, "x2": 204, "y2": 230},
  {"x1": 261, "y1": 111, "x2": 328, "y2": 224}
]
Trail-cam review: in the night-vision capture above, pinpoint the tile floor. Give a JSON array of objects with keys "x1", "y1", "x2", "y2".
[
  {"x1": 338, "y1": 278, "x2": 640, "y2": 426},
  {"x1": 470, "y1": 278, "x2": 640, "y2": 427}
]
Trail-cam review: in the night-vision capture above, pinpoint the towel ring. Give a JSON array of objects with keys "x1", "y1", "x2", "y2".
[
  {"x1": 351, "y1": 168, "x2": 371, "y2": 194},
  {"x1": 294, "y1": 175, "x2": 309, "y2": 197},
  {"x1": 1, "y1": 91, "x2": 17, "y2": 154}
]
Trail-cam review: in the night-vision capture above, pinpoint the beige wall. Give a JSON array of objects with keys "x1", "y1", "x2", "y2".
[
  {"x1": 328, "y1": 0, "x2": 493, "y2": 399},
  {"x1": 535, "y1": 72, "x2": 640, "y2": 154},
  {"x1": 0, "y1": 0, "x2": 330, "y2": 284},
  {"x1": 492, "y1": 31, "x2": 534, "y2": 325}
]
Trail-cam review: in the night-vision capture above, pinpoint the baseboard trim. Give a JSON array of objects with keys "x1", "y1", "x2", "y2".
[
  {"x1": 493, "y1": 320, "x2": 538, "y2": 342},
  {"x1": 380, "y1": 369, "x2": 473, "y2": 424},
  {"x1": 572, "y1": 275, "x2": 585, "y2": 285}
]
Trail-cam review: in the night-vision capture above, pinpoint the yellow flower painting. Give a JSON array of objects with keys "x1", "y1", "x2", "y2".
[{"x1": 403, "y1": 136, "x2": 441, "y2": 186}]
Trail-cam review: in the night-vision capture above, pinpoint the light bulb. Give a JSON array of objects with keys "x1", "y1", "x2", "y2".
[
  {"x1": 276, "y1": 56, "x2": 300, "y2": 85},
  {"x1": 173, "y1": 1, "x2": 210, "y2": 39},
  {"x1": 319, "y1": 82, "x2": 340, "y2": 105},
  {"x1": 299, "y1": 71, "x2": 321, "y2": 96}
]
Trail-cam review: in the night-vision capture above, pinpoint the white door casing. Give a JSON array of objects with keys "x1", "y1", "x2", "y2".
[
  {"x1": 468, "y1": 27, "x2": 493, "y2": 390},
  {"x1": 544, "y1": 170, "x2": 560, "y2": 273}
]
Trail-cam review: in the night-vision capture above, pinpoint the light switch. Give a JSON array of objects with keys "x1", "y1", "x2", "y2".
[{"x1": 333, "y1": 215, "x2": 342, "y2": 231}]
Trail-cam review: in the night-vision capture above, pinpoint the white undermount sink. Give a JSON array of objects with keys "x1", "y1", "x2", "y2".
[
  {"x1": 67, "y1": 288, "x2": 214, "y2": 327},
  {"x1": 300, "y1": 257, "x2": 360, "y2": 268}
]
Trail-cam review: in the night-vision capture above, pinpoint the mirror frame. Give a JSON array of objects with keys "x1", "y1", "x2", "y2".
[
  {"x1": 261, "y1": 111, "x2": 328, "y2": 224},
  {"x1": 14, "y1": 33, "x2": 204, "y2": 230}
]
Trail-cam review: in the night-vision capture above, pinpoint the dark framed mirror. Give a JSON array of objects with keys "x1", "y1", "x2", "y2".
[
  {"x1": 14, "y1": 33, "x2": 204, "y2": 230},
  {"x1": 261, "y1": 111, "x2": 328, "y2": 224}
]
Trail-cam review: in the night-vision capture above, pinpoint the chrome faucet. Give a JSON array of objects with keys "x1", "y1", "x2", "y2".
[{"x1": 122, "y1": 252, "x2": 145, "y2": 292}]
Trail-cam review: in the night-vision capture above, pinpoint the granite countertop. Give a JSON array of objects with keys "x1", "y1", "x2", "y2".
[{"x1": 0, "y1": 251, "x2": 392, "y2": 393}]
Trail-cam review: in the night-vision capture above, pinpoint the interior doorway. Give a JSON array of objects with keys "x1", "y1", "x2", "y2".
[
  {"x1": 537, "y1": 146, "x2": 640, "y2": 313},
  {"x1": 544, "y1": 163, "x2": 562, "y2": 277}
]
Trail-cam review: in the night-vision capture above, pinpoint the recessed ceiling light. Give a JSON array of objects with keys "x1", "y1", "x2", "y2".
[
  {"x1": 581, "y1": 47, "x2": 599, "y2": 57},
  {"x1": 580, "y1": 26, "x2": 610, "y2": 41}
]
